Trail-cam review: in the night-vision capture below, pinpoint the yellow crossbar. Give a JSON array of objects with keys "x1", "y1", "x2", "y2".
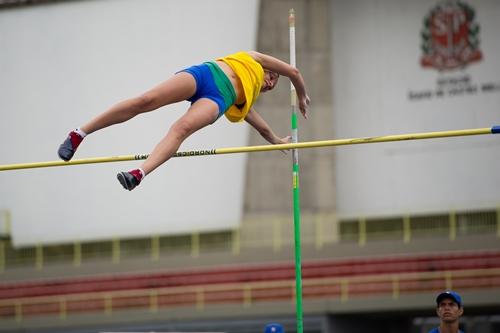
[{"x1": 0, "y1": 126, "x2": 498, "y2": 171}]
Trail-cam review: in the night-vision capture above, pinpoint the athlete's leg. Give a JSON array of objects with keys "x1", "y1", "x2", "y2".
[
  {"x1": 58, "y1": 72, "x2": 197, "y2": 161},
  {"x1": 81, "y1": 72, "x2": 196, "y2": 134},
  {"x1": 117, "y1": 98, "x2": 219, "y2": 190},
  {"x1": 141, "y1": 98, "x2": 219, "y2": 175}
]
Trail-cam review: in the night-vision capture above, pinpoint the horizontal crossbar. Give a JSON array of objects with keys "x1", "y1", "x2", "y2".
[{"x1": 0, "y1": 126, "x2": 498, "y2": 171}]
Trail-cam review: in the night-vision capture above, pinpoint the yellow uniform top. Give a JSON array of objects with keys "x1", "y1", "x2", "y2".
[{"x1": 217, "y1": 52, "x2": 264, "y2": 122}]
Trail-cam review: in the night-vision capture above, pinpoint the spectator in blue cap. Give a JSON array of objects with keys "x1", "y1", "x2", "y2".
[
  {"x1": 265, "y1": 323, "x2": 284, "y2": 333},
  {"x1": 427, "y1": 291, "x2": 464, "y2": 333}
]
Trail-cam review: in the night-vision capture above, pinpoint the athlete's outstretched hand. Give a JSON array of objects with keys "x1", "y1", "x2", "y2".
[{"x1": 299, "y1": 95, "x2": 311, "y2": 119}]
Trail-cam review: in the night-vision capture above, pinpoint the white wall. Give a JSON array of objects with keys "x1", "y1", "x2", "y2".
[
  {"x1": 331, "y1": 0, "x2": 500, "y2": 218},
  {"x1": 0, "y1": 0, "x2": 260, "y2": 246}
]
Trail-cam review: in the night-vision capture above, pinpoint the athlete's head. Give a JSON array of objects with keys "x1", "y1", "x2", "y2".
[{"x1": 261, "y1": 70, "x2": 279, "y2": 92}]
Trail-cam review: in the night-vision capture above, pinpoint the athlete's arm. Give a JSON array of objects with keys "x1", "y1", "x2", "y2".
[
  {"x1": 245, "y1": 108, "x2": 291, "y2": 145},
  {"x1": 248, "y1": 51, "x2": 310, "y2": 119}
]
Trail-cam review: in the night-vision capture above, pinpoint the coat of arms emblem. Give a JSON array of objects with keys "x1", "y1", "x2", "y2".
[{"x1": 420, "y1": 1, "x2": 482, "y2": 71}]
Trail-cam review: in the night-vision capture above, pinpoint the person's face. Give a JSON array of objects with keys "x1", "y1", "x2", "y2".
[
  {"x1": 436, "y1": 298, "x2": 463, "y2": 324},
  {"x1": 261, "y1": 71, "x2": 279, "y2": 92}
]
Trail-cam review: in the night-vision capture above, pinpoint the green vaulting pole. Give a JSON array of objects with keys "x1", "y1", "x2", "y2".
[{"x1": 289, "y1": 8, "x2": 304, "y2": 333}]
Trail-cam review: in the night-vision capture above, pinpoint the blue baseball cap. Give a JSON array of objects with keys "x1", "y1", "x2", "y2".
[
  {"x1": 436, "y1": 291, "x2": 462, "y2": 307},
  {"x1": 265, "y1": 323, "x2": 284, "y2": 333}
]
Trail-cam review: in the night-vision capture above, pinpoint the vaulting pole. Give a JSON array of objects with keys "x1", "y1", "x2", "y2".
[
  {"x1": 289, "y1": 8, "x2": 304, "y2": 333},
  {"x1": 0, "y1": 127, "x2": 498, "y2": 171}
]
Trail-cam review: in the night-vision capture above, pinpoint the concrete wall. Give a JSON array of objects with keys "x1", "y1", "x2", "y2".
[
  {"x1": 0, "y1": 0, "x2": 259, "y2": 246},
  {"x1": 244, "y1": 0, "x2": 336, "y2": 215},
  {"x1": 331, "y1": 0, "x2": 500, "y2": 219}
]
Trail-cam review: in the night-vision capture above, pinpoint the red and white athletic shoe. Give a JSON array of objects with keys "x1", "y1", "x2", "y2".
[
  {"x1": 57, "y1": 131, "x2": 84, "y2": 161},
  {"x1": 117, "y1": 169, "x2": 143, "y2": 191}
]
